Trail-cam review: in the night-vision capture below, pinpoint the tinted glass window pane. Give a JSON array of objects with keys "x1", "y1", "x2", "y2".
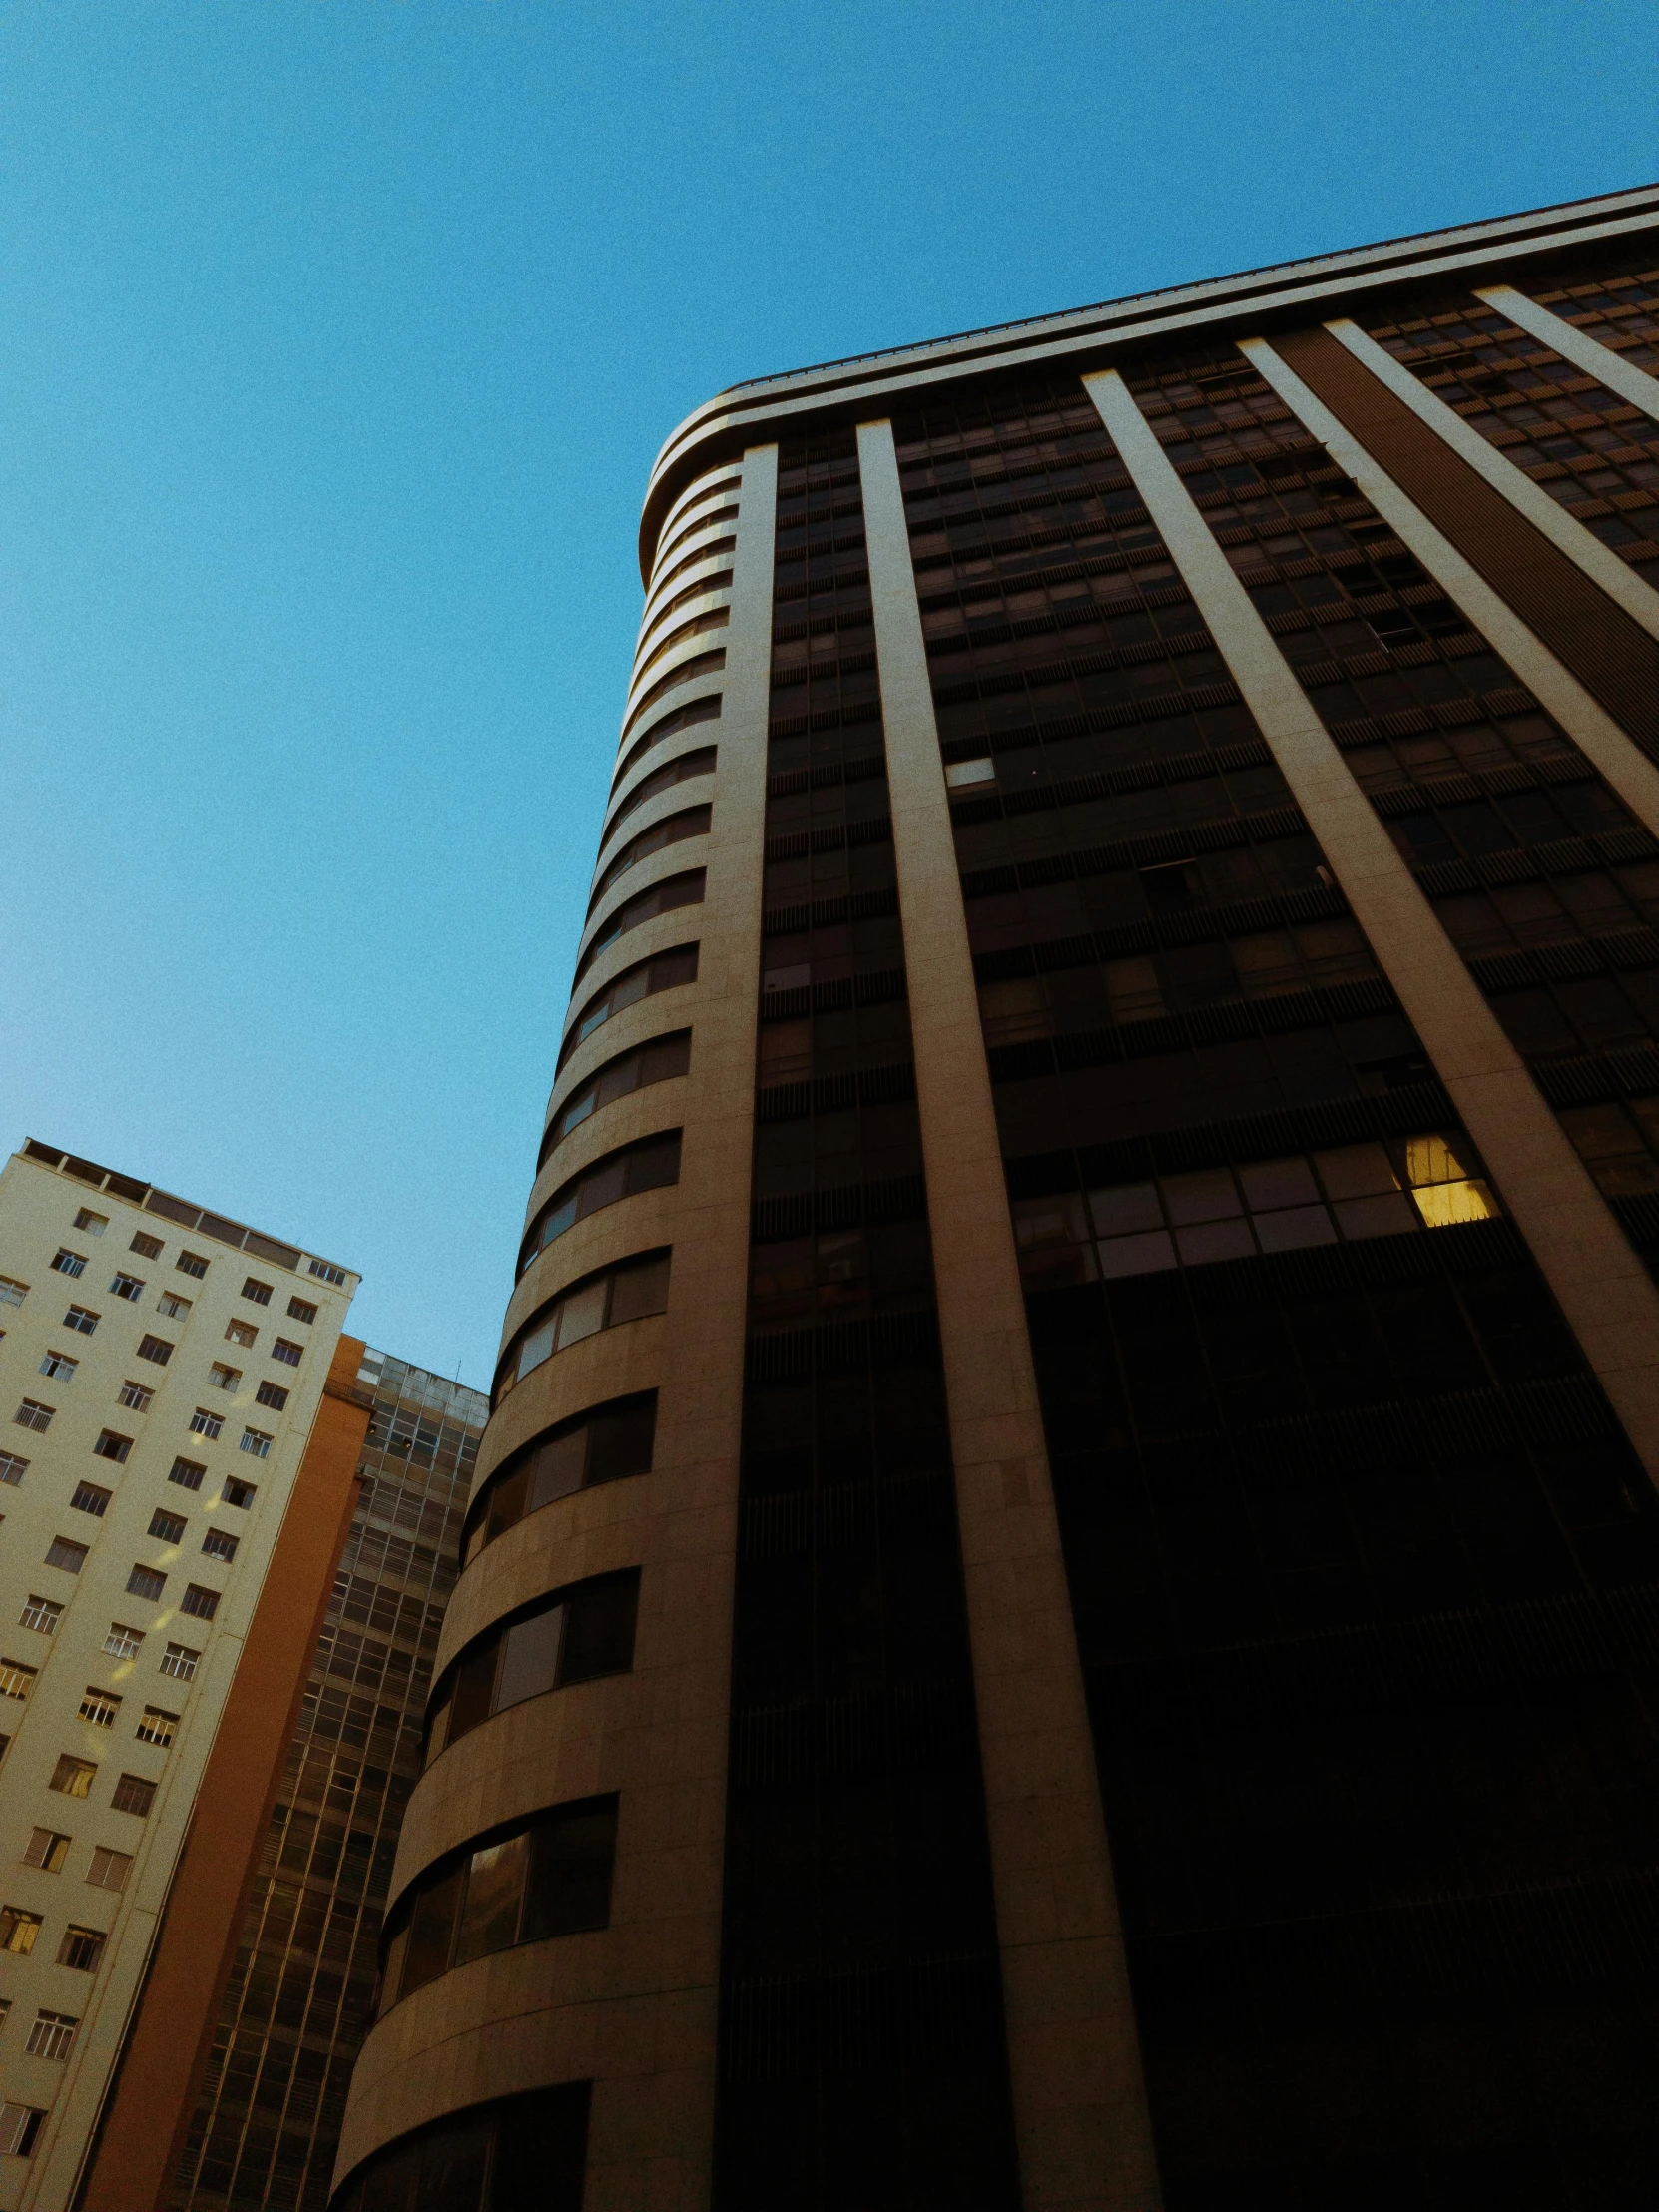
[
  {"x1": 607, "y1": 1256, "x2": 670, "y2": 1325},
  {"x1": 491, "y1": 2083, "x2": 592, "y2": 2211},
  {"x1": 559, "y1": 1576, "x2": 639, "y2": 1684},
  {"x1": 525, "y1": 1430, "x2": 588, "y2": 1511},
  {"x1": 453, "y1": 1831, "x2": 530, "y2": 1966},
  {"x1": 521, "y1": 1801, "x2": 619, "y2": 1940},
  {"x1": 417, "y1": 2114, "x2": 492, "y2": 2212},
  {"x1": 494, "y1": 1606, "x2": 565, "y2": 1713},
  {"x1": 448, "y1": 1641, "x2": 499, "y2": 1745},
  {"x1": 360, "y1": 2146, "x2": 420, "y2": 2212},
  {"x1": 585, "y1": 1400, "x2": 656, "y2": 1486},
  {"x1": 483, "y1": 1461, "x2": 532, "y2": 1546},
  {"x1": 401, "y1": 1864, "x2": 463, "y2": 1998}
]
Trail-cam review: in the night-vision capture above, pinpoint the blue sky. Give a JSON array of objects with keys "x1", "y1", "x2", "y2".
[{"x1": 2, "y1": 1, "x2": 1654, "y2": 1387}]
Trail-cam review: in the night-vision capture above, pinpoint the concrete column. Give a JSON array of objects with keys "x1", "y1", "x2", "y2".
[
  {"x1": 1087, "y1": 367, "x2": 1659, "y2": 1491},
  {"x1": 1240, "y1": 333, "x2": 1659, "y2": 836},
  {"x1": 856, "y1": 416, "x2": 1163, "y2": 2212},
  {"x1": 1477, "y1": 281, "x2": 1659, "y2": 422}
]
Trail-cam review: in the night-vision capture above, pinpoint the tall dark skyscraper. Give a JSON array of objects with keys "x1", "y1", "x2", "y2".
[{"x1": 333, "y1": 186, "x2": 1659, "y2": 2212}]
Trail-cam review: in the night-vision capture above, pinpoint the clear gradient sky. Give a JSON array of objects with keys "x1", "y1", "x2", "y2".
[{"x1": 2, "y1": 1, "x2": 1654, "y2": 1386}]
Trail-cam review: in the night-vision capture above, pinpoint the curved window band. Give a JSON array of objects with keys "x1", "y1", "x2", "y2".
[
  {"x1": 330, "y1": 2083, "x2": 591, "y2": 2212},
  {"x1": 423, "y1": 1569, "x2": 640, "y2": 1767},
  {"x1": 541, "y1": 1030, "x2": 690, "y2": 1172},
  {"x1": 462, "y1": 1393, "x2": 656, "y2": 1568},
  {"x1": 557, "y1": 946, "x2": 697, "y2": 1076}
]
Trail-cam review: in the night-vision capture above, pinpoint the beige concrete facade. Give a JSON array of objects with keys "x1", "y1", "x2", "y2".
[{"x1": 0, "y1": 1146, "x2": 356, "y2": 2212}]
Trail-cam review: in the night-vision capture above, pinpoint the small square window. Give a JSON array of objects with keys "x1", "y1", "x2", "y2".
[
  {"x1": 15, "y1": 1398, "x2": 55, "y2": 1432},
  {"x1": 176, "y1": 1251, "x2": 209, "y2": 1280},
  {"x1": 26, "y1": 2009, "x2": 79, "y2": 2060},
  {"x1": 86, "y1": 1846, "x2": 132, "y2": 1891},
  {"x1": 73, "y1": 1210, "x2": 108, "y2": 1237},
  {"x1": 48, "y1": 1532, "x2": 92, "y2": 1567},
  {"x1": 271, "y1": 1338, "x2": 303, "y2": 1367},
  {"x1": 111, "y1": 1772, "x2": 156, "y2": 1817},
  {"x1": 57, "y1": 1925, "x2": 105, "y2": 1971},
  {"x1": 188, "y1": 1408, "x2": 223, "y2": 1441},
  {"x1": 126, "y1": 1565, "x2": 166, "y2": 1602},
  {"x1": 208, "y1": 1364, "x2": 241, "y2": 1392},
  {"x1": 52, "y1": 1250, "x2": 88, "y2": 1279},
  {"x1": 50, "y1": 1755, "x2": 98, "y2": 1799},
  {"x1": 221, "y1": 1476, "x2": 257, "y2": 1509},
  {"x1": 137, "y1": 1335, "x2": 175, "y2": 1367},
  {"x1": 0, "y1": 2102, "x2": 46, "y2": 2158},
  {"x1": 39, "y1": 1351, "x2": 79, "y2": 1382},
  {"x1": 148, "y1": 1509, "x2": 187, "y2": 1544},
  {"x1": 308, "y1": 1259, "x2": 346, "y2": 1286},
  {"x1": 129, "y1": 1231, "x2": 163, "y2": 1260},
  {"x1": 0, "y1": 1450, "x2": 29, "y2": 1487},
  {"x1": 110, "y1": 1273, "x2": 145, "y2": 1302},
  {"x1": 0, "y1": 1906, "x2": 42, "y2": 1954},
  {"x1": 255, "y1": 1381, "x2": 288, "y2": 1412},
  {"x1": 63, "y1": 1305, "x2": 99, "y2": 1336},
  {"x1": 286, "y1": 1298, "x2": 317, "y2": 1325},
  {"x1": 169, "y1": 1456, "x2": 207, "y2": 1491},
  {"x1": 157, "y1": 1293, "x2": 192, "y2": 1321},
  {"x1": 0, "y1": 1276, "x2": 29, "y2": 1306},
  {"x1": 116, "y1": 1381, "x2": 153, "y2": 1412},
  {"x1": 181, "y1": 1584, "x2": 221, "y2": 1621},
  {"x1": 69, "y1": 1484, "x2": 111, "y2": 1519},
  {"x1": 24, "y1": 1829, "x2": 71, "y2": 1872},
  {"x1": 20, "y1": 1596, "x2": 62, "y2": 1635},
  {"x1": 224, "y1": 1319, "x2": 257, "y2": 1350},
  {"x1": 136, "y1": 1707, "x2": 178, "y2": 1748},
  {"x1": 159, "y1": 1641, "x2": 200, "y2": 1682},
  {"x1": 202, "y1": 1528, "x2": 239, "y2": 1564},
  {"x1": 242, "y1": 1278, "x2": 274, "y2": 1307},
  {"x1": 103, "y1": 1623, "x2": 144, "y2": 1661},
  {"x1": 93, "y1": 1429, "x2": 134, "y2": 1463},
  {"x1": 0, "y1": 1659, "x2": 39, "y2": 1700},
  {"x1": 78, "y1": 1688, "x2": 121, "y2": 1729},
  {"x1": 240, "y1": 1429, "x2": 273, "y2": 1460}
]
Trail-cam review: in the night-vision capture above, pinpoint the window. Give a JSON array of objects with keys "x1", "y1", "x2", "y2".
[
  {"x1": 224, "y1": 1319, "x2": 257, "y2": 1350},
  {"x1": 574, "y1": 869, "x2": 706, "y2": 987},
  {"x1": 0, "y1": 1276, "x2": 28, "y2": 1306},
  {"x1": 0, "y1": 1659, "x2": 38, "y2": 1701},
  {"x1": 0, "y1": 1451, "x2": 28, "y2": 1487},
  {"x1": 50, "y1": 1755, "x2": 97, "y2": 1799},
  {"x1": 126, "y1": 1565, "x2": 166, "y2": 1602},
  {"x1": 63, "y1": 1305, "x2": 99, "y2": 1336},
  {"x1": 69, "y1": 1484, "x2": 110, "y2": 1519},
  {"x1": 221, "y1": 1476, "x2": 257, "y2": 1509},
  {"x1": 286, "y1": 1297, "x2": 317, "y2": 1324},
  {"x1": 157, "y1": 1293, "x2": 192, "y2": 1321},
  {"x1": 26, "y1": 2009, "x2": 79, "y2": 2059},
  {"x1": 103, "y1": 1623, "x2": 144, "y2": 1661},
  {"x1": 20, "y1": 1596, "x2": 62, "y2": 1635},
  {"x1": 558, "y1": 945, "x2": 699, "y2": 1072},
  {"x1": 176, "y1": 1251, "x2": 209, "y2": 1279},
  {"x1": 86, "y1": 1847, "x2": 132, "y2": 1891},
  {"x1": 57, "y1": 1925, "x2": 105, "y2": 1971},
  {"x1": 39, "y1": 1350, "x2": 78, "y2": 1382},
  {"x1": 48, "y1": 1533, "x2": 92, "y2": 1567},
  {"x1": 181, "y1": 1584, "x2": 221, "y2": 1621},
  {"x1": 254, "y1": 1380, "x2": 288, "y2": 1412},
  {"x1": 239, "y1": 1429, "x2": 272, "y2": 1459},
  {"x1": 24, "y1": 1830, "x2": 71, "y2": 1872},
  {"x1": 51, "y1": 1249, "x2": 88, "y2": 1279},
  {"x1": 78, "y1": 1688, "x2": 121, "y2": 1729},
  {"x1": 425, "y1": 1572, "x2": 641, "y2": 1765},
  {"x1": 0, "y1": 1906, "x2": 42, "y2": 1955},
  {"x1": 169, "y1": 1456, "x2": 207, "y2": 1490},
  {"x1": 15, "y1": 1399, "x2": 54, "y2": 1431},
  {"x1": 271, "y1": 1338, "x2": 302, "y2": 1367},
  {"x1": 497, "y1": 1252, "x2": 672, "y2": 1399},
  {"x1": 208, "y1": 1363, "x2": 240, "y2": 1391},
  {"x1": 160, "y1": 1642, "x2": 200, "y2": 1682},
  {"x1": 201, "y1": 1528, "x2": 238, "y2": 1564},
  {"x1": 464, "y1": 1394, "x2": 657, "y2": 1565},
  {"x1": 518, "y1": 1133, "x2": 683, "y2": 1276},
  {"x1": 187, "y1": 1408, "x2": 223, "y2": 1441},
  {"x1": 381, "y1": 1796, "x2": 619, "y2": 2011},
  {"x1": 111, "y1": 1773, "x2": 155, "y2": 1816},
  {"x1": 93, "y1": 1428, "x2": 134, "y2": 1462},
  {"x1": 136, "y1": 1335, "x2": 174, "y2": 1366},
  {"x1": 148, "y1": 1508, "x2": 187, "y2": 1543},
  {"x1": 241, "y1": 1277, "x2": 273, "y2": 1306},
  {"x1": 136, "y1": 1706, "x2": 178, "y2": 1748},
  {"x1": 73, "y1": 1209, "x2": 108, "y2": 1236},
  {"x1": 308, "y1": 1258, "x2": 347, "y2": 1286},
  {"x1": 129, "y1": 1231, "x2": 163, "y2": 1260},
  {"x1": 0, "y1": 2104, "x2": 46, "y2": 2158},
  {"x1": 110, "y1": 1273, "x2": 144, "y2": 1302}
]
